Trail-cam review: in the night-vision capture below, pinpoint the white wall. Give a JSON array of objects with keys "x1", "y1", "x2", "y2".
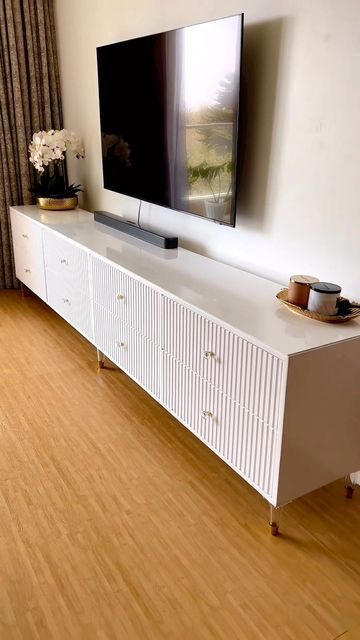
[{"x1": 54, "y1": 0, "x2": 360, "y2": 298}]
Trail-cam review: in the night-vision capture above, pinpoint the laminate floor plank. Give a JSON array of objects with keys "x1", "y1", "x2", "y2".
[{"x1": 0, "y1": 291, "x2": 359, "y2": 639}]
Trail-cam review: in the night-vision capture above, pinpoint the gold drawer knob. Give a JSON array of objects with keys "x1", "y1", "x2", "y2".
[
  {"x1": 22, "y1": 233, "x2": 28, "y2": 239},
  {"x1": 201, "y1": 410, "x2": 213, "y2": 419},
  {"x1": 24, "y1": 268, "x2": 31, "y2": 273},
  {"x1": 116, "y1": 294, "x2": 124, "y2": 300},
  {"x1": 203, "y1": 351, "x2": 215, "y2": 360},
  {"x1": 117, "y1": 341, "x2": 126, "y2": 348},
  {"x1": 62, "y1": 298, "x2": 70, "y2": 304},
  {"x1": 60, "y1": 258, "x2": 68, "y2": 265}
]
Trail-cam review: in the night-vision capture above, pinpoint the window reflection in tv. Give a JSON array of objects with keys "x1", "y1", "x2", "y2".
[{"x1": 97, "y1": 14, "x2": 243, "y2": 226}]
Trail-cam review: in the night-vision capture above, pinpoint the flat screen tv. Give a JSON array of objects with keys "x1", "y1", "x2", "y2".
[{"x1": 97, "y1": 14, "x2": 244, "y2": 226}]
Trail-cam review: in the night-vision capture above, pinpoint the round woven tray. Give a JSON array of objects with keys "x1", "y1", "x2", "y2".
[{"x1": 276, "y1": 289, "x2": 360, "y2": 323}]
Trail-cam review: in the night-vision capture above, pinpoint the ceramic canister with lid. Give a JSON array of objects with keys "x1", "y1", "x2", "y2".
[
  {"x1": 307, "y1": 282, "x2": 342, "y2": 316},
  {"x1": 288, "y1": 275, "x2": 320, "y2": 308}
]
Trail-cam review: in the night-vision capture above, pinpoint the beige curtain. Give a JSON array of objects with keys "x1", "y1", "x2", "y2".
[{"x1": 0, "y1": 0, "x2": 62, "y2": 288}]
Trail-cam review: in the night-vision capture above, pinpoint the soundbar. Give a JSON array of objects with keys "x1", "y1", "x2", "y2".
[{"x1": 94, "y1": 211, "x2": 178, "y2": 249}]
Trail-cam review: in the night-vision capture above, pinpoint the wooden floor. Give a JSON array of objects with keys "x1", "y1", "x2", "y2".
[{"x1": 0, "y1": 291, "x2": 360, "y2": 639}]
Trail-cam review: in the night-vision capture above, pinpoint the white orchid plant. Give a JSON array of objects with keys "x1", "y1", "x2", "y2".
[{"x1": 29, "y1": 129, "x2": 84, "y2": 199}]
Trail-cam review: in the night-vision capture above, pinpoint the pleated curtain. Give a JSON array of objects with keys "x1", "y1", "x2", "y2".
[{"x1": 0, "y1": 0, "x2": 62, "y2": 288}]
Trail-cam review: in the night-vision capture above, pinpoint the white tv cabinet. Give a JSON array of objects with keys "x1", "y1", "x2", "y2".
[{"x1": 10, "y1": 205, "x2": 360, "y2": 533}]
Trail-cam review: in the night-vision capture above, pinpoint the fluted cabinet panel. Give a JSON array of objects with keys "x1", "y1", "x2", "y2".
[
  {"x1": 43, "y1": 230, "x2": 89, "y2": 283},
  {"x1": 126, "y1": 276, "x2": 160, "y2": 345},
  {"x1": 93, "y1": 303, "x2": 129, "y2": 371},
  {"x1": 163, "y1": 297, "x2": 283, "y2": 429},
  {"x1": 91, "y1": 256, "x2": 160, "y2": 343},
  {"x1": 163, "y1": 355, "x2": 278, "y2": 500},
  {"x1": 46, "y1": 266, "x2": 93, "y2": 340},
  {"x1": 92, "y1": 256, "x2": 129, "y2": 324},
  {"x1": 43, "y1": 230, "x2": 92, "y2": 340},
  {"x1": 128, "y1": 327, "x2": 161, "y2": 399},
  {"x1": 93, "y1": 303, "x2": 161, "y2": 400}
]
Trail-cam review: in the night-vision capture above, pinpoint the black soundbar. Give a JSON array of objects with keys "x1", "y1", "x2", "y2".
[{"x1": 94, "y1": 211, "x2": 178, "y2": 249}]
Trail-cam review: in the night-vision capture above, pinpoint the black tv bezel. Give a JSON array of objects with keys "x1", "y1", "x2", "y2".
[{"x1": 96, "y1": 13, "x2": 244, "y2": 228}]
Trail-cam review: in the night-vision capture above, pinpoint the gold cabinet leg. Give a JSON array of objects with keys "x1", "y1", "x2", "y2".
[
  {"x1": 97, "y1": 349, "x2": 106, "y2": 369},
  {"x1": 269, "y1": 505, "x2": 281, "y2": 536},
  {"x1": 345, "y1": 475, "x2": 355, "y2": 499}
]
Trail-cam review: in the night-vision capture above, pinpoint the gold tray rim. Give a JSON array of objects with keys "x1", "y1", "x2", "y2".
[{"x1": 276, "y1": 288, "x2": 360, "y2": 324}]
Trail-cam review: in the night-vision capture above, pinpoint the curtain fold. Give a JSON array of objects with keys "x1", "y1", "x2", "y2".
[{"x1": 0, "y1": 0, "x2": 62, "y2": 288}]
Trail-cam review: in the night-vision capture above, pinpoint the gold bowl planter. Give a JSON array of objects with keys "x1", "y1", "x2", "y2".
[{"x1": 37, "y1": 196, "x2": 78, "y2": 211}]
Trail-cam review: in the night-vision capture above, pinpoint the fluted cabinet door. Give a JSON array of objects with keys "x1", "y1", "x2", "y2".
[
  {"x1": 126, "y1": 277, "x2": 160, "y2": 344},
  {"x1": 163, "y1": 355, "x2": 279, "y2": 501},
  {"x1": 45, "y1": 267, "x2": 93, "y2": 340},
  {"x1": 93, "y1": 302, "x2": 161, "y2": 399},
  {"x1": 163, "y1": 297, "x2": 283, "y2": 430},
  {"x1": 43, "y1": 230, "x2": 92, "y2": 340},
  {"x1": 91, "y1": 256, "x2": 160, "y2": 344},
  {"x1": 127, "y1": 327, "x2": 161, "y2": 399},
  {"x1": 93, "y1": 303, "x2": 129, "y2": 371},
  {"x1": 92, "y1": 256, "x2": 129, "y2": 325},
  {"x1": 43, "y1": 230, "x2": 89, "y2": 282}
]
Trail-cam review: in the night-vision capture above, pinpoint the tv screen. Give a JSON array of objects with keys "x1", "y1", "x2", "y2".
[{"x1": 97, "y1": 14, "x2": 243, "y2": 226}]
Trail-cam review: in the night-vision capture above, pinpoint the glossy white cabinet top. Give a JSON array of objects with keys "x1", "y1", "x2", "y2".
[{"x1": 12, "y1": 206, "x2": 360, "y2": 357}]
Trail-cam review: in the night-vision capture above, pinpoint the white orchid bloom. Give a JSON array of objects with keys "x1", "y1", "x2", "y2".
[{"x1": 29, "y1": 128, "x2": 85, "y2": 173}]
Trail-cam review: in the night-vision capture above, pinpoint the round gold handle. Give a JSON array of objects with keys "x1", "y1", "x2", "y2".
[
  {"x1": 117, "y1": 341, "x2": 126, "y2": 348},
  {"x1": 22, "y1": 233, "x2": 28, "y2": 238},
  {"x1": 116, "y1": 294, "x2": 124, "y2": 300},
  {"x1": 203, "y1": 351, "x2": 215, "y2": 360},
  {"x1": 63, "y1": 298, "x2": 70, "y2": 304},
  {"x1": 24, "y1": 268, "x2": 31, "y2": 273},
  {"x1": 201, "y1": 410, "x2": 213, "y2": 419},
  {"x1": 60, "y1": 258, "x2": 68, "y2": 265}
]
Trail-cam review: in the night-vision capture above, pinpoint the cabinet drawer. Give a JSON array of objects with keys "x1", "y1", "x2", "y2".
[
  {"x1": 10, "y1": 211, "x2": 47, "y2": 300},
  {"x1": 43, "y1": 229, "x2": 89, "y2": 284},
  {"x1": 11, "y1": 211, "x2": 43, "y2": 260},
  {"x1": 93, "y1": 303, "x2": 129, "y2": 371},
  {"x1": 16, "y1": 260, "x2": 47, "y2": 301},
  {"x1": 163, "y1": 356, "x2": 278, "y2": 499},
  {"x1": 163, "y1": 297, "x2": 283, "y2": 429},
  {"x1": 127, "y1": 326, "x2": 161, "y2": 399},
  {"x1": 91, "y1": 256, "x2": 160, "y2": 343},
  {"x1": 43, "y1": 229, "x2": 92, "y2": 338},
  {"x1": 93, "y1": 303, "x2": 161, "y2": 398},
  {"x1": 46, "y1": 267, "x2": 92, "y2": 340}
]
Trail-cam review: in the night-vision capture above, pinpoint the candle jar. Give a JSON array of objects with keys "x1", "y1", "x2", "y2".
[
  {"x1": 307, "y1": 282, "x2": 342, "y2": 316},
  {"x1": 288, "y1": 275, "x2": 319, "y2": 308}
]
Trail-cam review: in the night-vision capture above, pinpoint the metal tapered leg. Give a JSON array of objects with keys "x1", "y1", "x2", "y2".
[
  {"x1": 269, "y1": 505, "x2": 281, "y2": 536},
  {"x1": 97, "y1": 349, "x2": 106, "y2": 369},
  {"x1": 345, "y1": 475, "x2": 355, "y2": 499}
]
